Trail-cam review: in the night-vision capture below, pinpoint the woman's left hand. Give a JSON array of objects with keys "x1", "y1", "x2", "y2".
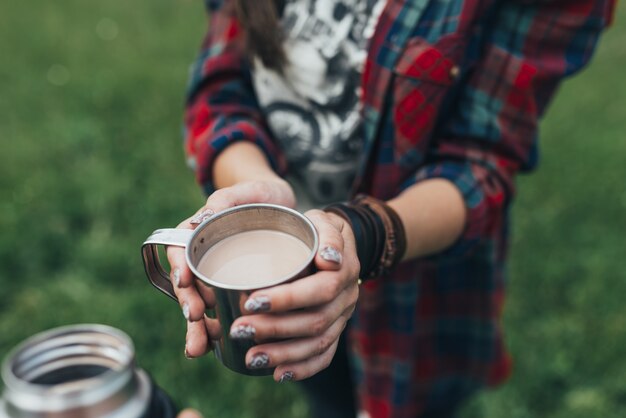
[{"x1": 229, "y1": 209, "x2": 360, "y2": 382}]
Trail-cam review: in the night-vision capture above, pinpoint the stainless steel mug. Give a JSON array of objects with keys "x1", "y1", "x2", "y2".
[
  {"x1": 0, "y1": 324, "x2": 177, "y2": 418},
  {"x1": 141, "y1": 204, "x2": 319, "y2": 376}
]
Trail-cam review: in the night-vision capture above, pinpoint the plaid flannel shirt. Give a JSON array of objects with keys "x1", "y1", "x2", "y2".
[{"x1": 184, "y1": 1, "x2": 615, "y2": 417}]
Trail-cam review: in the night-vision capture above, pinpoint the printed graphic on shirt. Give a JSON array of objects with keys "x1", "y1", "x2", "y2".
[{"x1": 252, "y1": 0, "x2": 384, "y2": 204}]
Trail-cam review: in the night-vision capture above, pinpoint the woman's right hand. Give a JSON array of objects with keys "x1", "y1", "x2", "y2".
[{"x1": 166, "y1": 179, "x2": 296, "y2": 358}]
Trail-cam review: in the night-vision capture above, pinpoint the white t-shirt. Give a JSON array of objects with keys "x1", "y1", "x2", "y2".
[{"x1": 251, "y1": 0, "x2": 385, "y2": 208}]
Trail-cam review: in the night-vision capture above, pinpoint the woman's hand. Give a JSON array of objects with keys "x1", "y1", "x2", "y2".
[
  {"x1": 229, "y1": 210, "x2": 360, "y2": 382},
  {"x1": 166, "y1": 179, "x2": 296, "y2": 357}
]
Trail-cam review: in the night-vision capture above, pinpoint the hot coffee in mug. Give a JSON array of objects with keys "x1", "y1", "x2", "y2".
[{"x1": 197, "y1": 229, "x2": 312, "y2": 288}]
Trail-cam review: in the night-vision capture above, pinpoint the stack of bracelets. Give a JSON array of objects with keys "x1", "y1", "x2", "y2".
[{"x1": 325, "y1": 194, "x2": 407, "y2": 282}]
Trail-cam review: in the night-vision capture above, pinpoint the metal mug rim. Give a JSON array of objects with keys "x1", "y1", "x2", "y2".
[
  {"x1": 184, "y1": 203, "x2": 319, "y2": 291},
  {"x1": 0, "y1": 323, "x2": 140, "y2": 418},
  {"x1": 1, "y1": 324, "x2": 134, "y2": 393}
]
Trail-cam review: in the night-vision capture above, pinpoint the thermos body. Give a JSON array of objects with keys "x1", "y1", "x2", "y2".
[{"x1": 0, "y1": 324, "x2": 177, "y2": 418}]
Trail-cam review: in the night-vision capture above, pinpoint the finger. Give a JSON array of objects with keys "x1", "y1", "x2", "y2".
[
  {"x1": 196, "y1": 281, "x2": 217, "y2": 308},
  {"x1": 204, "y1": 182, "x2": 276, "y2": 213},
  {"x1": 231, "y1": 289, "x2": 353, "y2": 341},
  {"x1": 272, "y1": 338, "x2": 341, "y2": 382},
  {"x1": 244, "y1": 318, "x2": 346, "y2": 370},
  {"x1": 165, "y1": 244, "x2": 204, "y2": 322},
  {"x1": 243, "y1": 269, "x2": 353, "y2": 314},
  {"x1": 185, "y1": 319, "x2": 210, "y2": 358},
  {"x1": 188, "y1": 205, "x2": 216, "y2": 226},
  {"x1": 167, "y1": 246, "x2": 194, "y2": 288},
  {"x1": 305, "y1": 210, "x2": 344, "y2": 271},
  {"x1": 204, "y1": 314, "x2": 223, "y2": 341},
  {"x1": 167, "y1": 210, "x2": 212, "y2": 290},
  {"x1": 177, "y1": 409, "x2": 203, "y2": 418},
  {"x1": 168, "y1": 281, "x2": 205, "y2": 322}
]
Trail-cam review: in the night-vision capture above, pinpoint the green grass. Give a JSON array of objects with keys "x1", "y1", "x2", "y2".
[{"x1": 0, "y1": 1, "x2": 624, "y2": 417}]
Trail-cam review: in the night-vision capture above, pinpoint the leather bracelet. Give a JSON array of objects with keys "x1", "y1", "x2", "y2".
[
  {"x1": 354, "y1": 195, "x2": 407, "y2": 279},
  {"x1": 325, "y1": 195, "x2": 407, "y2": 281},
  {"x1": 355, "y1": 203, "x2": 385, "y2": 276}
]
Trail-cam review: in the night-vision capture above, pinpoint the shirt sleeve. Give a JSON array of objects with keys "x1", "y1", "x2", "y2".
[
  {"x1": 403, "y1": 0, "x2": 615, "y2": 257},
  {"x1": 184, "y1": 0, "x2": 287, "y2": 195}
]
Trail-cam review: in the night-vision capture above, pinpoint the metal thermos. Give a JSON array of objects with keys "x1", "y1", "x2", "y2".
[{"x1": 0, "y1": 324, "x2": 177, "y2": 418}]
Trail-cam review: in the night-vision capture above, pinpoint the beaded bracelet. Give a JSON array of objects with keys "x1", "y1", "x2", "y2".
[{"x1": 325, "y1": 194, "x2": 407, "y2": 281}]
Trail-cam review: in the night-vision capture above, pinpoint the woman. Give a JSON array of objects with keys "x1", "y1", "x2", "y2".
[{"x1": 167, "y1": 1, "x2": 614, "y2": 417}]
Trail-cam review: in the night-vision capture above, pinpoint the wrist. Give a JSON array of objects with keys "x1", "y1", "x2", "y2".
[
  {"x1": 324, "y1": 195, "x2": 406, "y2": 281},
  {"x1": 213, "y1": 142, "x2": 281, "y2": 188}
]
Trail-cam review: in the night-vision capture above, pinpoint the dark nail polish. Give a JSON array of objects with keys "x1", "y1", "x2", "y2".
[
  {"x1": 319, "y1": 246, "x2": 342, "y2": 264},
  {"x1": 230, "y1": 324, "x2": 256, "y2": 339},
  {"x1": 248, "y1": 353, "x2": 270, "y2": 369},
  {"x1": 244, "y1": 296, "x2": 271, "y2": 313},
  {"x1": 190, "y1": 209, "x2": 215, "y2": 225},
  {"x1": 173, "y1": 268, "x2": 181, "y2": 287},
  {"x1": 279, "y1": 371, "x2": 294, "y2": 383}
]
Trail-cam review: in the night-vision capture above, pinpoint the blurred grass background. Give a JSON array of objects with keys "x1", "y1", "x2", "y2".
[{"x1": 0, "y1": 1, "x2": 624, "y2": 417}]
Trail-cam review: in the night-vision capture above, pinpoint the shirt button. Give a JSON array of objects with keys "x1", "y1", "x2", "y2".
[{"x1": 449, "y1": 65, "x2": 460, "y2": 80}]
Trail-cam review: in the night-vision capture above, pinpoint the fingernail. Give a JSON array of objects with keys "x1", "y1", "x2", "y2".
[
  {"x1": 248, "y1": 353, "x2": 270, "y2": 369},
  {"x1": 279, "y1": 371, "x2": 294, "y2": 383},
  {"x1": 230, "y1": 324, "x2": 256, "y2": 339},
  {"x1": 244, "y1": 296, "x2": 271, "y2": 313},
  {"x1": 184, "y1": 347, "x2": 192, "y2": 359},
  {"x1": 320, "y1": 246, "x2": 342, "y2": 264},
  {"x1": 173, "y1": 268, "x2": 181, "y2": 287},
  {"x1": 182, "y1": 303, "x2": 190, "y2": 320},
  {"x1": 190, "y1": 208, "x2": 215, "y2": 225}
]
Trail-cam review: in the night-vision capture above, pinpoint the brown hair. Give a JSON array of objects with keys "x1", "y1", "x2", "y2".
[{"x1": 234, "y1": 0, "x2": 286, "y2": 71}]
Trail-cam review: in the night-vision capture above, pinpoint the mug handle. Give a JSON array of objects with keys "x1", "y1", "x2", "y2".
[{"x1": 141, "y1": 228, "x2": 194, "y2": 302}]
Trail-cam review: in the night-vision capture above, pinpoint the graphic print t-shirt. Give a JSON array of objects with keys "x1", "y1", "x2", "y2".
[{"x1": 251, "y1": 0, "x2": 385, "y2": 207}]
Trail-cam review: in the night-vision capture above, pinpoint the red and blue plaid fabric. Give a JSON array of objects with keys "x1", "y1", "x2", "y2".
[{"x1": 184, "y1": 1, "x2": 615, "y2": 417}]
